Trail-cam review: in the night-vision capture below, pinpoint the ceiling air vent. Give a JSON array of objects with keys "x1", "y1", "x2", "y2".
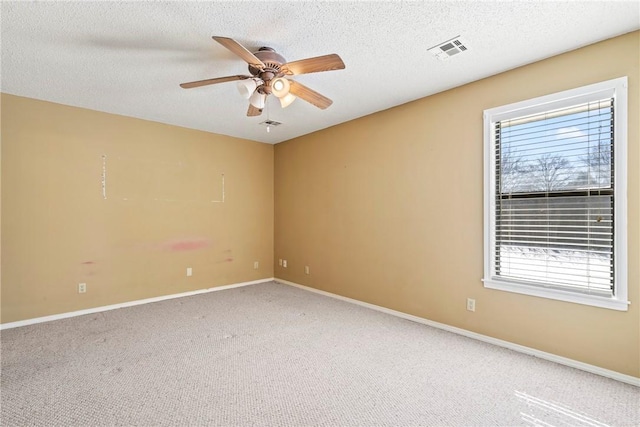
[
  {"x1": 428, "y1": 36, "x2": 469, "y2": 61},
  {"x1": 259, "y1": 120, "x2": 282, "y2": 127},
  {"x1": 259, "y1": 119, "x2": 282, "y2": 133}
]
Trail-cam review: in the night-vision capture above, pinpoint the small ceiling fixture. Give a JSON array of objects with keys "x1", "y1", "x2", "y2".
[
  {"x1": 260, "y1": 120, "x2": 282, "y2": 127},
  {"x1": 260, "y1": 119, "x2": 282, "y2": 133},
  {"x1": 428, "y1": 36, "x2": 469, "y2": 61},
  {"x1": 180, "y1": 36, "x2": 346, "y2": 117}
]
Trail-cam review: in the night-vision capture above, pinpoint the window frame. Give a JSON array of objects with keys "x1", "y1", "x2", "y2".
[{"x1": 483, "y1": 77, "x2": 628, "y2": 311}]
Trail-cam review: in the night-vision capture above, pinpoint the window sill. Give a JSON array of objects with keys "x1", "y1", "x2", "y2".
[{"x1": 482, "y1": 278, "x2": 629, "y2": 311}]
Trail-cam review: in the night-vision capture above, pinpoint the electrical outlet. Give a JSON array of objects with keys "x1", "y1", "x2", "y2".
[
  {"x1": 186, "y1": 267, "x2": 193, "y2": 277},
  {"x1": 304, "y1": 266, "x2": 310, "y2": 275},
  {"x1": 283, "y1": 260, "x2": 287, "y2": 268},
  {"x1": 78, "y1": 283, "x2": 87, "y2": 294},
  {"x1": 278, "y1": 259, "x2": 283, "y2": 266},
  {"x1": 254, "y1": 261, "x2": 259, "y2": 269},
  {"x1": 467, "y1": 298, "x2": 476, "y2": 312}
]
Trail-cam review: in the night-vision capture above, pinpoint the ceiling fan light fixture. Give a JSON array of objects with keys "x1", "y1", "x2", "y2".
[
  {"x1": 279, "y1": 93, "x2": 296, "y2": 108},
  {"x1": 180, "y1": 37, "x2": 345, "y2": 117},
  {"x1": 249, "y1": 91, "x2": 266, "y2": 109},
  {"x1": 271, "y1": 77, "x2": 290, "y2": 98},
  {"x1": 237, "y1": 79, "x2": 259, "y2": 99}
]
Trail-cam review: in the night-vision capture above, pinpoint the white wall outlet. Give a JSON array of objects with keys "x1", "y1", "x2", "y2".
[
  {"x1": 254, "y1": 261, "x2": 259, "y2": 269},
  {"x1": 304, "y1": 266, "x2": 310, "y2": 275},
  {"x1": 467, "y1": 298, "x2": 476, "y2": 312},
  {"x1": 282, "y1": 260, "x2": 287, "y2": 268},
  {"x1": 278, "y1": 259, "x2": 283, "y2": 266},
  {"x1": 186, "y1": 267, "x2": 193, "y2": 277},
  {"x1": 78, "y1": 283, "x2": 87, "y2": 293}
]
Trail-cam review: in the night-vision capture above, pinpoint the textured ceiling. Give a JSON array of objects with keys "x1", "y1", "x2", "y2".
[{"x1": 2, "y1": 1, "x2": 639, "y2": 144}]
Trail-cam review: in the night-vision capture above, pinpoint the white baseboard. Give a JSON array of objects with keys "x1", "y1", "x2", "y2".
[
  {"x1": 276, "y1": 278, "x2": 640, "y2": 387},
  {"x1": 0, "y1": 278, "x2": 274, "y2": 331}
]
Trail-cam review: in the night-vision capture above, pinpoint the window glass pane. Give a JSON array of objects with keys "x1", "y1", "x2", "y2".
[
  {"x1": 498, "y1": 102, "x2": 613, "y2": 194},
  {"x1": 484, "y1": 77, "x2": 627, "y2": 309},
  {"x1": 494, "y1": 100, "x2": 614, "y2": 296}
]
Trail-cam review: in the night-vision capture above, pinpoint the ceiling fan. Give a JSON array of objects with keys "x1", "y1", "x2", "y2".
[{"x1": 180, "y1": 36, "x2": 345, "y2": 117}]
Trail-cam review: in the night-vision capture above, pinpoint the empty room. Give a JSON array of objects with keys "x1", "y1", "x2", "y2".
[{"x1": 1, "y1": 1, "x2": 639, "y2": 426}]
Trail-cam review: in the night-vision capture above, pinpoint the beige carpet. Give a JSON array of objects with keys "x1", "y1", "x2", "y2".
[{"x1": 1, "y1": 281, "x2": 639, "y2": 426}]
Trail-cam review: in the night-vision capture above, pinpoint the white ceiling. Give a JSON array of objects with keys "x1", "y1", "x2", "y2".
[{"x1": 2, "y1": 1, "x2": 638, "y2": 144}]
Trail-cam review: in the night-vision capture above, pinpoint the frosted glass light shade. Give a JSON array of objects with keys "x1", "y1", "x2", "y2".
[
  {"x1": 279, "y1": 93, "x2": 296, "y2": 108},
  {"x1": 237, "y1": 79, "x2": 258, "y2": 99},
  {"x1": 249, "y1": 91, "x2": 266, "y2": 109},
  {"x1": 271, "y1": 78, "x2": 290, "y2": 98}
]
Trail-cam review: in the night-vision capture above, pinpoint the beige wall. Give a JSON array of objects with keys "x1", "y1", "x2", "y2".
[
  {"x1": 1, "y1": 94, "x2": 274, "y2": 323},
  {"x1": 274, "y1": 31, "x2": 640, "y2": 377}
]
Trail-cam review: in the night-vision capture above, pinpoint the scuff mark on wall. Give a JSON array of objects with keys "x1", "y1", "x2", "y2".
[
  {"x1": 101, "y1": 155, "x2": 107, "y2": 199},
  {"x1": 208, "y1": 249, "x2": 234, "y2": 263},
  {"x1": 79, "y1": 260, "x2": 99, "y2": 279},
  {"x1": 110, "y1": 157, "x2": 225, "y2": 203},
  {"x1": 216, "y1": 250, "x2": 234, "y2": 263},
  {"x1": 202, "y1": 173, "x2": 225, "y2": 203},
  {"x1": 214, "y1": 173, "x2": 225, "y2": 203}
]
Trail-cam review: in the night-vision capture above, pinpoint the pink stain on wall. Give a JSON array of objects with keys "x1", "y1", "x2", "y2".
[
  {"x1": 162, "y1": 238, "x2": 211, "y2": 252},
  {"x1": 81, "y1": 261, "x2": 96, "y2": 265}
]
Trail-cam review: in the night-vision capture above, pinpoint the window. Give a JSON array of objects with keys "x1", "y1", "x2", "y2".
[{"x1": 483, "y1": 77, "x2": 628, "y2": 310}]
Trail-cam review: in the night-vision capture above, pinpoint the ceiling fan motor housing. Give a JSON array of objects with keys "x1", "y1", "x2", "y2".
[{"x1": 250, "y1": 47, "x2": 287, "y2": 94}]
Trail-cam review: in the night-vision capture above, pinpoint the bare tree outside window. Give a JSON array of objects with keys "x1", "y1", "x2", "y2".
[
  {"x1": 582, "y1": 137, "x2": 612, "y2": 189},
  {"x1": 501, "y1": 151, "x2": 575, "y2": 193},
  {"x1": 532, "y1": 153, "x2": 574, "y2": 192},
  {"x1": 499, "y1": 147, "x2": 531, "y2": 194}
]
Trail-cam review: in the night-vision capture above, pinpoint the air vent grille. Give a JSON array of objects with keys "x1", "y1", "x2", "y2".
[
  {"x1": 260, "y1": 120, "x2": 282, "y2": 127},
  {"x1": 428, "y1": 36, "x2": 469, "y2": 61}
]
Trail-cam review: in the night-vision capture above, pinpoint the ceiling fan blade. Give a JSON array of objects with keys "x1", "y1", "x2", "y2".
[
  {"x1": 213, "y1": 36, "x2": 265, "y2": 70},
  {"x1": 281, "y1": 54, "x2": 345, "y2": 76},
  {"x1": 180, "y1": 75, "x2": 251, "y2": 89},
  {"x1": 247, "y1": 104, "x2": 263, "y2": 117},
  {"x1": 288, "y1": 80, "x2": 333, "y2": 109}
]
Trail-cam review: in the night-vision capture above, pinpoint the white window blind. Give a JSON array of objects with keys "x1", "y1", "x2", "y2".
[
  {"x1": 494, "y1": 99, "x2": 614, "y2": 296},
  {"x1": 483, "y1": 77, "x2": 628, "y2": 311}
]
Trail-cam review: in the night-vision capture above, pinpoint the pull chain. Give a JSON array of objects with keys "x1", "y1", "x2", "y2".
[{"x1": 266, "y1": 95, "x2": 271, "y2": 133}]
